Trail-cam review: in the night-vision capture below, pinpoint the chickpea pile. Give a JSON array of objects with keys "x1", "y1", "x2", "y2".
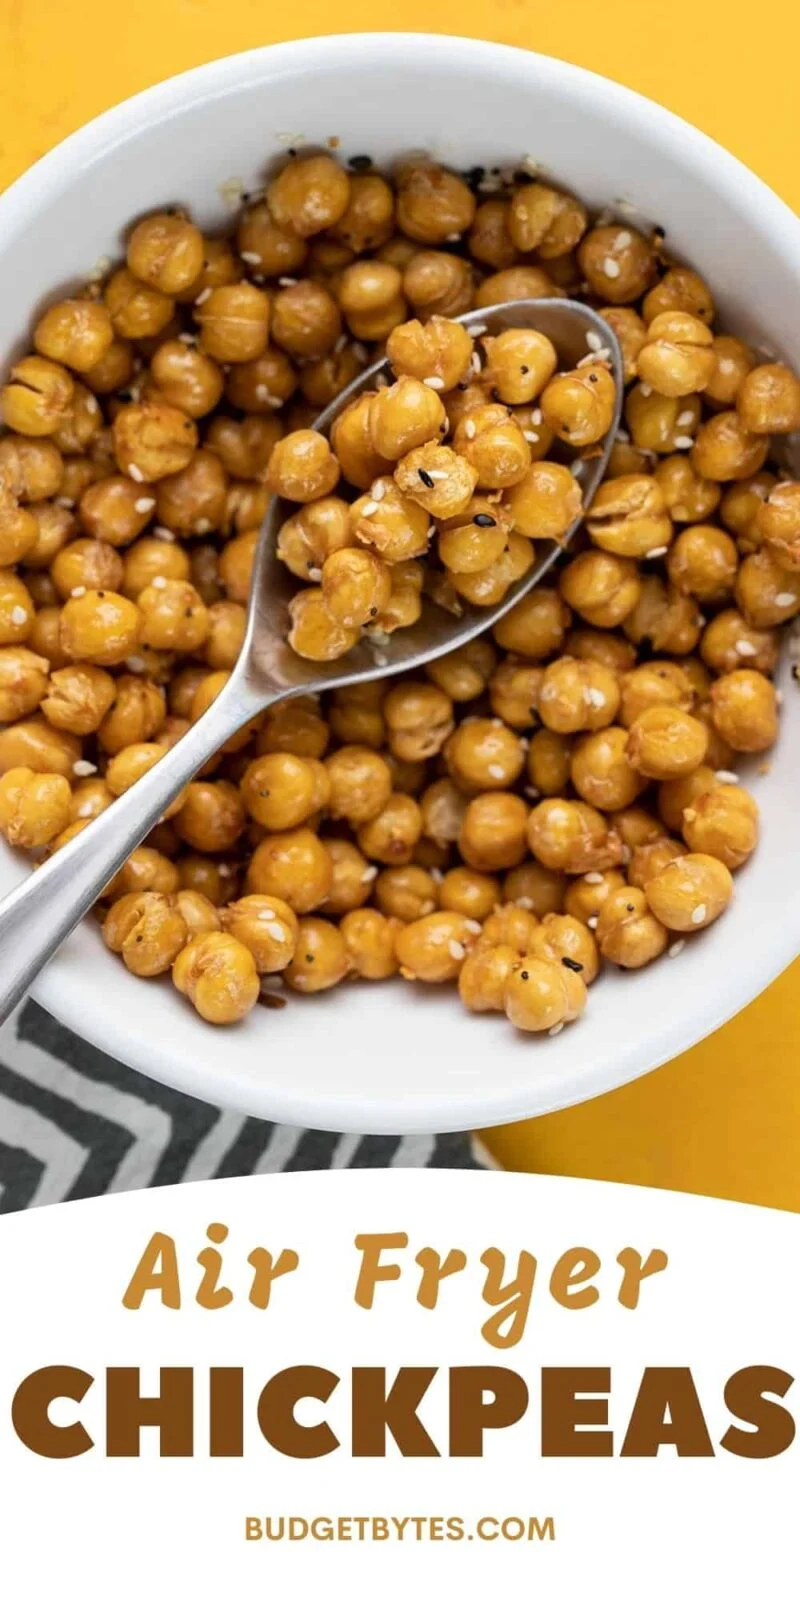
[{"x1": 0, "y1": 149, "x2": 795, "y2": 1035}]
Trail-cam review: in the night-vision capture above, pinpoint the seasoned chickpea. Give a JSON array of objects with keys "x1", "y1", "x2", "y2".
[
  {"x1": 50, "y1": 537, "x2": 123, "y2": 601},
  {"x1": 192, "y1": 281, "x2": 271, "y2": 364},
  {"x1": 419, "y1": 776, "x2": 466, "y2": 849},
  {"x1": 503, "y1": 459, "x2": 582, "y2": 541},
  {"x1": 320, "y1": 746, "x2": 389, "y2": 827},
  {"x1": 481, "y1": 329, "x2": 557, "y2": 408},
  {"x1": 300, "y1": 345, "x2": 366, "y2": 410},
  {"x1": 282, "y1": 917, "x2": 351, "y2": 993},
  {"x1": 571, "y1": 726, "x2": 645, "y2": 810},
  {"x1": 176, "y1": 855, "x2": 227, "y2": 905},
  {"x1": 368, "y1": 377, "x2": 446, "y2": 461},
  {"x1": 508, "y1": 180, "x2": 587, "y2": 257},
  {"x1": 355, "y1": 791, "x2": 422, "y2": 865},
  {"x1": 173, "y1": 931, "x2": 259, "y2": 1024},
  {"x1": 598, "y1": 306, "x2": 647, "y2": 382},
  {"x1": 82, "y1": 336, "x2": 136, "y2": 397},
  {"x1": 710, "y1": 669, "x2": 778, "y2": 753},
  {"x1": 328, "y1": 683, "x2": 385, "y2": 750},
  {"x1": 624, "y1": 385, "x2": 701, "y2": 455},
  {"x1": 645, "y1": 852, "x2": 733, "y2": 932},
  {"x1": 172, "y1": 780, "x2": 244, "y2": 854},
  {"x1": 404, "y1": 250, "x2": 474, "y2": 320},
  {"x1": 277, "y1": 497, "x2": 352, "y2": 579},
  {"x1": 538, "y1": 657, "x2": 620, "y2": 734},
  {"x1": 132, "y1": 578, "x2": 207, "y2": 654},
  {"x1": 369, "y1": 560, "x2": 425, "y2": 633},
  {"x1": 666, "y1": 522, "x2": 738, "y2": 603},
  {"x1": 626, "y1": 705, "x2": 708, "y2": 780},
  {"x1": 103, "y1": 890, "x2": 188, "y2": 977},
  {"x1": 39, "y1": 663, "x2": 115, "y2": 736},
  {"x1": 540, "y1": 362, "x2": 616, "y2": 448},
  {"x1": 0, "y1": 647, "x2": 50, "y2": 722},
  {"x1": 458, "y1": 942, "x2": 517, "y2": 1012},
  {"x1": 492, "y1": 588, "x2": 571, "y2": 659},
  {"x1": 467, "y1": 198, "x2": 518, "y2": 270},
  {"x1": 704, "y1": 335, "x2": 756, "y2": 408},
  {"x1": 563, "y1": 867, "x2": 627, "y2": 926},
  {"x1": 220, "y1": 894, "x2": 298, "y2": 972},
  {"x1": 113, "y1": 399, "x2": 198, "y2": 483},
  {"x1": 700, "y1": 607, "x2": 778, "y2": 676},
  {"x1": 127, "y1": 211, "x2": 204, "y2": 295},
  {"x1": 559, "y1": 549, "x2": 640, "y2": 630},
  {"x1": 201, "y1": 600, "x2": 246, "y2": 672},
  {"x1": 736, "y1": 548, "x2": 800, "y2": 627},
  {"x1": 528, "y1": 797, "x2": 623, "y2": 874},
  {"x1": 174, "y1": 890, "x2": 220, "y2": 937},
  {"x1": 627, "y1": 835, "x2": 686, "y2": 889},
  {"x1": 475, "y1": 264, "x2": 555, "y2": 310},
  {"x1": 653, "y1": 454, "x2": 721, "y2": 525},
  {"x1": 70, "y1": 776, "x2": 113, "y2": 824},
  {"x1": 394, "y1": 160, "x2": 475, "y2": 244},
  {"x1": 266, "y1": 430, "x2": 340, "y2": 503},
  {"x1": 336, "y1": 260, "x2": 405, "y2": 341},
  {"x1": 528, "y1": 911, "x2": 599, "y2": 984},
  {"x1": 381, "y1": 681, "x2": 452, "y2": 763},
  {"x1": 259, "y1": 697, "x2": 330, "y2": 761},
  {"x1": 393, "y1": 442, "x2": 477, "y2": 520},
  {"x1": 636, "y1": 311, "x2": 714, "y2": 397},
  {"x1": 612, "y1": 805, "x2": 666, "y2": 850},
  {"x1": 395, "y1": 909, "x2": 477, "y2": 982},
  {"x1": 479, "y1": 903, "x2": 537, "y2": 952},
  {"x1": 79, "y1": 475, "x2": 156, "y2": 548},
  {"x1": 755, "y1": 481, "x2": 800, "y2": 571},
  {"x1": 0, "y1": 713, "x2": 78, "y2": 777},
  {"x1": 585, "y1": 474, "x2": 672, "y2": 559},
  {"x1": 375, "y1": 864, "x2": 439, "y2": 921},
  {"x1": 501, "y1": 862, "x2": 564, "y2": 920},
  {"x1": 206, "y1": 416, "x2": 283, "y2": 484},
  {"x1": 452, "y1": 403, "x2": 531, "y2": 491},
  {"x1": 426, "y1": 637, "x2": 496, "y2": 702},
  {"x1": 327, "y1": 171, "x2": 394, "y2": 253},
  {"x1": 504, "y1": 955, "x2": 586, "y2": 1033},
  {"x1": 98, "y1": 675, "x2": 165, "y2": 753},
  {"x1": 330, "y1": 394, "x2": 392, "y2": 490},
  {"x1": 0, "y1": 766, "x2": 72, "y2": 848},
  {"x1": 596, "y1": 885, "x2": 668, "y2": 967},
  {"x1": 459, "y1": 791, "x2": 529, "y2": 871},
  {"x1": 104, "y1": 268, "x2": 174, "y2": 340},
  {"x1": 690, "y1": 411, "x2": 768, "y2": 483},
  {"x1": 1, "y1": 354, "x2": 75, "y2": 438},
  {"x1": 225, "y1": 346, "x2": 296, "y2": 415},
  {"x1": 318, "y1": 548, "x2": 390, "y2": 628},
  {"x1": 285, "y1": 586, "x2": 356, "y2": 661},
  {"x1": 484, "y1": 661, "x2": 541, "y2": 730},
  {"x1": 386, "y1": 315, "x2": 472, "y2": 393},
  {"x1": 444, "y1": 717, "x2": 524, "y2": 792},
  {"x1": 0, "y1": 500, "x2": 37, "y2": 565},
  {"x1": 34, "y1": 298, "x2": 114, "y2": 374},
  {"x1": 245, "y1": 826, "x2": 332, "y2": 912},
  {"x1": 269, "y1": 279, "x2": 341, "y2": 360},
  {"x1": 59, "y1": 589, "x2": 141, "y2": 665},
  {"x1": 736, "y1": 362, "x2": 800, "y2": 434},
  {"x1": 122, "y1": 537, "x2": 191, "y2": 599},
  {"x1": 240, "y1": 752, "x2": 329, "y2": 831},
  {"x1": 623, "y1": 575, "x2": 702, "y2": 655},
  {"x1": 680, "y1": 782, "x2": 758, "y2": 870},
  {"x1": 267, "y1": 154, "x2": 350, "y2": 238},
  {"x1": 522, "y1": 728, "x2": 569, "y2": 797},
  {"x1": 236, "y1": 201, "x2": 308, "y2": 277},
  {"x1": 578, "y1": 225, "x2": 656, "y2": 304},
  {"x1": 0, "y1": 434, "x2": 64, "y2": 501},
  {"x1": 657, "y1": 765, "x2": 717, "y2": 835},
  {"x1": 643, "y1": 267, "x2": 715, "y2": 326},
  {"x1": 339, "y1": 906, "x2": 399, "y2": 980},
  {"x1": 619, "y1": 659, "x2": 694, "y2": 727},
  {"x1": 150, "y1": 339, "x2": 224, "y2": 418},
  {"x1": 435, "y1": 865, "x2": 494, "y2": 922}
]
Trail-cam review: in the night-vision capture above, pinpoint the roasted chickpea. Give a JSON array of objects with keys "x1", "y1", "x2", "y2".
[
  {"x1": 735, "y1": 548, "x2": 800, "y2": 627},
  {"x1": 266, "y1": 429, "x2": 340, "y2": 503},
  {"x1": 645, "y1": 852, "x2": 733, "y2": 932},
  {"x1": 451, "y1": 403, "x2": 530, "y2": 491},
  {"x1": 459, "y1": 791, "x2": 529, "y2": 871},
  {"x1": 379, "y1": 682, "x2": 450, "y2": 763},
  {"x1": 0, "y1": 434, "x2": 64, "y2": 502},
  {"x1": 426, "y1": 637, "x2": 496, "y2": 703},
  {"x1": 375, "y1": 864, "x2": 439, "y2": 921},
  {"x1": 126, "y1": 211, "x2": 204, "y2": 295},
  {"x1": 173, "y1": 779, "x2": 245, "y2": 853},
  {"x1": 149, "y1": 339, "x2": 224, "y2": 418},
  {"x1": 259, "y1": 697, "x2": 330, "y2": 761},
  {"x1": 506, "y1": 180, "x2": 587, "y2": 257},
  {"x1": 690, "y1": 411, "x2": 768, "y2": 483},
  {"x1": 394, "y1": 160, "x2": 475, "y2": 245},
  {"x1": 585, "y1": 474, "x2": 672, "y2": 560},
  {"x1": 666, "y1": 522, "x2": 738, "y2": 603},
  {"x1": 504, "y1": 459, "x2": 583, "y2": 541},
  {"x1": 626, "y1": 705, "x2": 708, "y2": 780},
  {"x1": 80, "y1": 334, "x2": 135, "y2": 400},
  {"x1": 267, "y1": 154, "x2": 350, "y2": 238},
  {"x1": 50, "y1": 537, "x2": 123, "y2": 601},
  {"x1": 485, "y1": 660, "x2": 541, "y2": 731},
  {"x1": 282, "y1": 917, "x2": 351, "y2": 993},
  {"x1": 69, "y1": 776, "x2": 114, "y2": 824},
  {"x1": 194, "y1": 283, "x2": 271, "y2": 364},
  {"x1": 33, "y1": 298, "x2": 114, "y2": 375},
  {"x1": 329, "y1": 393, "x2": 392, "y2": 490},
  {"x1": 475, "y1": 264, "x2": 555, "y2": 310},
  {"x1": 386, "y1": 315, "x2": 472, "y2": 394},
  {"x1": 105, "y1": 268, "x2": 175, "y2": 341},
  {"x1": 393, "y1": 442, "x2": 477, "y2": 520},
  {"x1": 480, "y1": 330, "x2": 557, "y2": 409},
  {"x1": 458, "y1": 942, "x2": 517, "y2": 1012},
  {"x1": 318, "y1": 548, "x2": 390, "y2": 629},
  {"x1": 0, "y1": 714, "x2": 79, "y2": 778},
  {"x1": 578, "y1": 225, "x2": 656, "y2": 304},
  {"x1": 136, "y1": 578, "x2": 208, "y2": 653},
  {"x1": 121, "y1": 537, "x2": 191, "y2": 600},
  {"x1": 559, "y1": 549, "x2": 640, "y2": 631},
  {"x1": 113, "y1": 399, "x2": 198, "y2": 483},
  {"x1": 77, "y1": 475, "x2": 153, "y2": 548},
  {"x1": 627, "y1": 834, "x2": 686, "y2": 890},
  {"x1": 220, "y1": 894, "x2": 298, "y2": 972},
  {"x1": 528, "y1": 911, "x2": 599, "y2": 984},
  {"x1": 173, "y1": 930, "x2": 259, "y2": 1023},
  {"x1": 700, "y1": 607, "x2": 778, "y2": 676},
  {"x1": 0, "y1": 766, "x2": 71, "y2": 848},
  {"x1": 1, "y1": 355, "x2": 75, "y2": 437},
  {"x1": 0, "y1": 500, "x2": 37, "y2": 566},
  {"x1": 736, "y1": 361, "x2": 800, "y2": 434},
  {"x1": 419, "y1": 776, "x2": 467, "y2": 848},
  {"x1": 653, "y1": 454, "x2": 721, "y2": 525},
  {"x1": 327, "y1": 682, "x2": 384, "y2": 750},
  {"x1": 367, "y1": 376, "x2": 446, "y2": 462},
  {"x1": 267, "y1": 279, "x2": 341, "y2": 361},
  {"x1": 503, "y1": 955, "x2": 586, "y2": 1033},
  {"x1": 103, "y1": 890, "x2": 188, "y2": 977},
  {"x1": 598, "y1": 306, "x2": 647, "y2": 382},
  {"x1": 338, "y1": 907, "x2": 398, "y2": 980},
  {"x1": 58, "y1": 588, "x2": 141, "y2": 666},
  {"x1": 679, "y1": 782, "x2": 757, "y2": 870},
  {"x1": 97, "y1": 674, "x2": 165, "y2": 754},
  {"x1": 239, "y1": 752, "x2": 329, "y2": 832},
  {"x1": 38, "y1": 663, "x2": 114, "y2": 736},
  {"x1": 0, "y1": 647, "x2": 50, "y2": 722},
  {"x1": 623, "y1": 575, "x2": 702, "y2": 655},
  {"x1": 619, "y1": 660, "x2": 693, "y2": 728},
  {"x1": 596, "y1": 884, "x2": 668, "y2": 967},
  {"x1": 326, "y1": 171, "x2": 394, "y2": 253},
  {"x1": 541, "y1": 362, "x2": 616, "y2": 448},
  {"x1": 710, "y1": 669, "x2": 778, "y2": 753},
  {"x1": 625, "y1": 386, "x2": 701, "y2": 455},
  {"x1": 449, "y1": 532, "x2": 534, "y2": 607},
  {"x1": 403, "y1": 251, "x2": 474, "y2": 320},
  {"x1": 570, "y1": 726, "x2": 645, "y2": 810},
  {"x1": 563, "y1": 867, "x2": 627, "y2": 926},
  {"x1": 356, "y1": 791, "x2": 422, "y2": 865},
  {"x1": 636, "y1": 311, "x2": 714, "y2": 398},
  {"x1": 443, "y1": 717, "x2": 523, "y2": 793},
  {"x1": 521, "y1": 728, "x2": 569, "y2": 797},
  {"x1": 286, "y1": 587, "x2": 358, "y2": 661},
  {"x1": 235, "y1": 200, "x2": 308, "y2": 276},
  {"x1": 704, "y1": 335, "x2": 756, "y2": 408},
  {"x1": 492, "y1": 588, "x2": 571, "y2": 659},
  {"x1": 755, "y1": 481, "x2": 800, "y2": 571},
  {"x1": 395, "y1": 909, "x2": 477, "y2": 982},
  {"x1": 538, "y1": 657, "x2": 620, "y2": 734},
  {"x1": 528, "y1": 797, "x2": 623, "y2": 874},
  {"x1": 643, "y1": 267, "x2": 715, "y2": 326},
  {"x1": 300, "y1": 345, "x2": 364, "y2": 410},
  {"x1": 277, "y1": 496, "x2": 352, "y2": 580},
  {"x1": 173, "y1": 890, "x2": 220, "y2": 938}
]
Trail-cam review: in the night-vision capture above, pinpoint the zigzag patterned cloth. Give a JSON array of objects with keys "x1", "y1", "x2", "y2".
[{"x1": 0, "y1": 1001, "x2": 487, "y2": 1210}]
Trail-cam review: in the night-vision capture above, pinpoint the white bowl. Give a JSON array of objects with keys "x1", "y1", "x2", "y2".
[{"x1": 1, "y1": 33, "x2": 798, "y2": 1134}]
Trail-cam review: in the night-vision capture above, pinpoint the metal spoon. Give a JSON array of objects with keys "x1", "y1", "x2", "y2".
[{"x1": 0, "y1": 299, "x2": 622, "y2": 1023}]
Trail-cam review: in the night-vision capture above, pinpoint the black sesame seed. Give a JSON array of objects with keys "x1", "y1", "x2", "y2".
[
  {"x1": 626, "y1": 904, "x2": 634, "y2": 913},
  {"x1": 287, "y1": 147, "x2": 298, "y2": 157},
  {"x1": 562, "y1": 956, "x2": 583, "y2": 973},
  {"x1": 490, "y1": 386, "x2": 502, "y2": 402},
  {"x1": 589, "y1": 373, "x2": 598, "y2": 383},
  {"x1": 369, "y1": 606, "x2": 378, "y2": 617},
  {"x1": 418, "y1": 468, "x2": 434, "y2": 488},
  {"x1": 348, "y1": 154, "x2": 373, "y2": 172},
  {"x1": 474, "y1": 513, "x2": 496, "y2": 528},
  {"x1": 135, "y1": 934, "x2": 143, "y2": 943},
  {"x1": 305, "y1": 953, "x2": 315, "y2": 963},
  {"x1": 457, "y1": 380, "x2": 469, "y2": 391},
  {"x1": 520, "y1": 364, "x2": 530, "y2": 375},
  {"x1": 185, "y1": 608, "x2": 193, "y2": 618},
  {"x1": 520, "y1": 969, "x2": 529, "y2": 980},
  {"x1": 464, "y1": 165, "x2": 485, "y2": 192}
]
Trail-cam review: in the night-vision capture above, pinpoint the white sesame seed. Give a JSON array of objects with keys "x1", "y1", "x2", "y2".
[
  {"x1": 524, "y1": 785, "x2": 540, "y2": 801},
  {"x1": 776, "y1": 592, "x2": 798, "y2": 607},
  {"x1": 448, "y1": 939, "x2": 466, "y2": 960},
  {"x1": 646, "y1": 545, "x2": 669, "y2": 559},
  {"x1": 77, "y1": 801, "x2": 94, "y2": 819},
  {"x1": 587, "y1": 915, "x2": 599, "y2": 929},
  {"x1": 178, "y1": 333, "x2": 197, "y2": 346},
  {"x1": 584, "y1": 872, "x2": 603, "y2": 884},
  {"x1": 464, "y1": 419, "x2": 477, "y2": 439},
  {"x1": 586, "y1": 687, "x2": 606, "y2": 708},
  {"x1": 194, "y1": 518, "x2": 213, "y2": 535},
  {"x1": 465, "y1": 919, "x2": 482, "y2": 935},
  {"x1": 125, "y1": 655, "x2": 146, "y2": 672},
  {"x1": 668, "y1": 939, "x2": 686, "y2": 959},
  {"x1": 218, "y1": 863, "x2": 235, "y2": 876},
  {"x1": 371, "y1": 479, "x2": 386, "y2": 501},
  {"x1": 691, "y1": 904, "x2": 707, "y2": 926},
  {"x1": 277, "y1": 131, "x2": 304, "y2": 145},
  {"x1": 488, "y1": 763, "x2": 505, "y2": 780},
  {"x1": 715, "y1": 770, "x2": 739, "y2": 784},
  {"x1": 135, "y1": 497, "x2": 156, "y2": 514},
  {"x1": 676, "y1": 410, "x2": 695, "y2": 426},
  {"x1": 427, "y1": 469, "x2": 448, "y2": 481},
  {"x1": 265, "y1": 395, "x2": 284, "y2": 410},
  {"x1": 194, "y1": 287, "x2": 212, "y2": 306},
  {"x1": 470, "y1": 322, "x2": 488, "y2": 337},
  {"x1": 586, "y1": 331, "x2": 603, "y2": 352},
  {"x1": 373, "y1": 651, "x2": 388, "y2": 666},
  {"x1": 72, "y1": 759, "x2": 97, "y2": 777},
  {"x1": 513, "y1": 897, "x2": 532, "y2": 911},
  {"x1": 531, "y1": 408, "x2": 543, "y2": 425},
  {"x1": 360, "y1": 500, "x2": 378, "y2": 518},
  {"x1": 307, "y1": 566, "x2": 322, "y2": 582},
  {"x1": 718, "y1": 358, "x2": 735, "y2": 375},
  {"x1": 153, "y1": 527, "x2": 175, "y2": 542},
  {"x1": 470, "y1": 352, "x2": 482, "y2": 374},
  {"x1": 128, "y1": 464, "x2": 144, "y2": 483},
  {"x1": 524, "y1": 430, "x2": 540, "y2": 444},
  {"x1": 278, "y1": 276, "x2": 298, "y2": 287},
  {"x1": 9, "y1": 605, "x2": 28, "y2": 625},
  {"x1": 151, "y1": 575, "x2": 168, "y2": 589},
  {"x1": 615, "y1": 230, "x2": 633, "y2": 248},
  {"x1": 570, "y1": 460, "x2": 584, "y2": 477},
  {"x1": 55, "y1": 496, "x2": 75, "y2": 509},
  {"x1": 87, "y1": 254, "x2": 112, "y2": 281},
  {"x1": 70, "y1": 586, "x2": 86, "y2": 599},
  {"x1": 548, "y1": 1022, "x2": 564, "y2": 1037},
  {"x1": 255, "y1": 385, "x2": 271, "y2": 402},
  {"x1": 616, "y1": 426, "x2": 630, "y2": 441},
  {"x1": 430, "y1": 867, "x2": 444, "y2": 884},
  {"x1": 673, "y1": 435, "x2": 695, "y2": 450},
  {"x1": 603, "y1": 257, "x2": 621, "y2": 279},
  {"x1": 361, "y1": 866, "x2": 379, "y2": 883},
  {"x1": 424, "y1": 375, "x2": 445, "y2": 390},
  {"x1": 270, "y1": 924, "x2": 287, "y2": 944},
  {"x1": 735, "y1": 639, "x2": 757, "y2": 657},
  {"x1": 258, "y1": 908, "x2": 276, "y2": 921},
  {"x1": 639, "y1": 383, "x2": 652, "y2": 397}
]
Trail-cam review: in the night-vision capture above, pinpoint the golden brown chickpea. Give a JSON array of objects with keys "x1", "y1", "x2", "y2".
[
  {"x1": 459, "y1": 791, "x2": 529, "y2": 871},
  {"x1": 236, "y1": 201, "x2": 308, "y2": 277},
  {"x1": 287, "y1": 587, "x2": 358, "y2": 661},
  {"x1": 355, "y1": 791, "x2": 422, "y2": 865},
  {"x1": 425, "y1": 640, "x2": 496, "y2": 706},
  {"x1": 571, "y1": 725, "x2": 646, "y2": 810},
  {"x1": 34, "y1": 298, "x2": 114, "y2": 374},
  {"x1": 113, "y1": 399, "x2": 198, "y2": 483},
  {"x1": 103, "y1": 890, "x2": 189, "y2": 977},
  {"x1": 644, "y1": 852, "x2": 733, "y2": 932},
  {"x1": 596, "y1": 884, "x2": 668, "y2": 968},
  {"x1": 306, "y1": 234, "x2": 354, "y2": 275},
  {"x1": 486, "y1": 660, "x2": 542, "y2": 731},
  {"x1": 336, "y1": 259, "x2": 404, "y2": 334},
  {"x1": 1, "y1": 355, "x2": 75, "y2": 437},
  {"x1": 394, "y1": 160, "x2": 475, "y2": 244},
  {"x1": 458, "y1": 942, "x2": 518, "y2": 1012},
  {"x1": 477, "y1": 903, "x2": 535, "y2": 953},
  {"x1": 300, "y1": 344, "x2": 365, "y2": 410},
  {"x1": 492, "y1": 587, "x2": 571, "y2": 658},
  {"x1": 206, "y1": 415, "x2": 283, "y2": 483},
  {"x1": 523, "y1": 728, "x2": 569, "y2": 797},
  {"x1": 528, "y1": 797, "x2": 624, "y2": 874},
  {"x1": 150, "y1": 340, "x2": 224, "y2": 418},
  {"x1": 328, "y1": 682, "x2": 385, "y2": 750},
  {"x1": 340, "y1": 906, "x2": 399, "y2": 980},
  {"x1": 504, "y1": 459, "x2": 583, "y2": 541},
  {"x1": 578, "y1": 225, "x2": 656, "y2": 304},
  {"x1": 0, "y1": 500, "x2": 37, "y2": 565},
  {"x1": 619, "y1": 660, "x2": 694, "y2": 728},
  {"x1": 174, "y1": 889, "x2": 220, "y2": 938},
  {"x1": 0, "y1": 766, "x2": 72, "y2": 848},
  {"x1": 220, "y1": 894, "x2": 298, "y2": 972},
  {"x1": 79, "y1": 475, "x2": 156, "y2": 548},
  {"x1": 436, "y1": 503, "x2": 506, "y2": 575},
  {"x1": 419, "y1": 776, "x2": 467, "y2": 848},
  {"x1": 626, "y1": 704, "x2": 708, "y2": 780},
  {"x1": 623, "y1": 575, "x2": 702, "y2": 655},
  {"x1": 97, "y1": 674, "x2": 165, "y2": 754},
  {"x1": 259, "y1": 697, "x2": 330, "y2": 760},
  {"x1": 320, "y1": 746, "x2": 389, "y2": 827},
  {"x1": 59, "y1": 588, "x2": 141, "y2": 666},
  {"x1": 383, "y1": 681, "x2": 454, "y2": 763},
  {"x1": 122, "y1": 536, "x2": 191, "y2": 599},
  {"x1": 436, "y1": 865, "x2": 495, "y2": 922},
  {"x1": 393, "y1": 442, "x2": 477, "y2": 520},
  {"x1": 657, "y1": 765, "x2": 717, "y2": 834},
  {"x1": 28, "y1": 607, "x2": 68, "y2": 668},
  {"x1": 703, "y1": 334, "x2": 755, "y2": 408},
  {"x1": 681, "y1": 782, "x2": 758, "y2": 870},
  {"x1": 563, "y1": 867, "x2": 627, "y2": 926},
  {"x1": 667, "y1": 523, "x2": 738, "y2": 602},
  {"x1": 25, "y1": 504, "x2": 77, "y2": 573},
  {"x1": 710, "y1": 669, "x2": 778, "y2": 753},
  {"x1": 50, "y1": 537, "x2": 123, "y2": 601},
  {"x1": 82, "y1": 336, "x2": 136, "y2": 397},
  {"x1": 404, "y1": 251, "x2": 474, "y2": 319},
  {"x1": 0, "y1": 715, "x2": 79, "y2": 778},
  {"x1": 375, "y1": 863, "x2": 439, "y2": 921},
  {"x1": 736, "y1": 361, "x2": 800, "y2": 434},
  {"x1": 755, "y1": 481, "x2": 800, "y2": 571},
  {"x1": 444, "y1": 717, "x2": 524, "y2": 793},
  {"x1": 104, "y1": 268, "x2": 174, "y2": 341},
  {"x1": 538, "y1": 657, "x2": 620, "y2": 734},
  {"x1": 509, "y1": 181, "x2": 588, "y2": 257},
  {"x1": 690, "y1": 411, "x2": 768, "y2": 483},
  {"x1": 504, "y1": 955, "x2": 587, "y2": 1033},
  {"x1": 240, "y1": 751, "x2": 329, "y2": 831},
  {"x1": 153, "y1": 450, "x2": 228, "y2": 536},
  {"x1": 735, "y1": 548, "x2": 800, "y2": 626},
  {"x1": 475, "y1": 264, "x2": 556, "y2": 310},
  {"x1": 449, "y1": 532, "x2": 534, "y2": 607},
  {"x1": 127, "y1": 211, "x2": 204, "y2": 295},
  {"x1": 270, "y1": 279, "x2": 341, "y2": 360},
  {"x1": 173, "y1": 779, "x2": 245, "y2": 854},
  {"x1": 266, "y1": 429, "x2": 340, "y2": 503},
  {"x1": 482, "y1": 328, "x2": 558, "y2": 408},
  {"x1": 386, "y1": 314, "x2": 473, "y2": 393},
  {"x1": 528, "y1": 911, "x2": 600, "y2": 984},
  {"x1": 467, "y1": 198, "x2": 518, "y2": 270},
  {"x1": 368, "y1": 376, "x2": 446, "y2": 461},
  {"x1": 597, "y1": 306, "x2": 648, "y2": 383},
  {"x1": 221, "y1": 481, "x2": 271, "y2": 538},
  {"x1": 202, "y1": 599, "x2": 246, "y2": 672},
  {"x1": 643, "y1": 267, "x2": 715, "y2": 326},
  {"x1": 540, "y1": 361, "x2": 616, "y2": 448},
  {"x1": 586, "y1": 474, "x2": 672, "y2": 560},
  {"x1": 612, "y1": 805, "x2": 667, "y2": 849},
  {"x1": 177, "y1": 854, "x2": 227, "y2": 904},
  {"x1": 699, "y1": 607, "x2": 778, "y2": 676},
  {"x1": 625, "y1": 387, "x2": 701, "y2": 457},
  {"x1": 636, "y1": 311, "x2": 714, "y2": 397},
  {"x1": 246, "y1": 826, "x2": 332, "y2": 911},
  {"x1": 276, "y1": 498, "x2": 352, "y2": 582},
  {"x1": 52, "y1": 381, "x2": 105, "y2": 457},
  {"x1": 503, "y1": 861, "x2": 566, "y2": 920},
  {"x1": 0, "y1": 434, "x2": 64, "y2": 501},
  {"x1": 172, "y1": 931, "x2": 260, "y2": 1024},
  {"x1": 70, "y1": 776, "x2": 113, "y2": 824},
  {"x1": 134, "y1": 578, "x2": 207, "y2": 654},
  {"x1": 194, "y1": 282, "x2": 271, "y2": 364},
  {"x1": 453, "y1": 403, "x2": 531, "y2": 491},
  {"x1": 328, "y1": 171, "x2": 394, "y2": 253},
  {"x1": 368, "y1": 560, "x2": 425, "y2": 634},
  {"x1": 627, "y1": 835, "x2": 686, "y2": 890},
  {"x1": 559, "y1": 549, "x2": 641, "y2": 629},
  {"x1": 267, "y1": 154, "x2": 351, "y2": 239},
  {"x1": 330, "y1": 393, "x2": 393, "y2": 490},
  {"x1": 395, "y1": 908, "x2": 478, "y2": 983},
  {"x1": 283, "y1": 916, "x2": 351, "y2": 993},
  {"x1": 0, "y1": 647, "x2": 50, "y2": 722},
  {"x1": 39, "y1": 663, "x2": 115, "y2": 736},
  {"x1": 653, "y1": 454, "x2": 721, "y2": 525}
]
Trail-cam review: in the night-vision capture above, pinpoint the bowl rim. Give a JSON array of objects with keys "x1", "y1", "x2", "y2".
[{"x1": 3, "y1": 32, "x2": 800, "y2": 1132}]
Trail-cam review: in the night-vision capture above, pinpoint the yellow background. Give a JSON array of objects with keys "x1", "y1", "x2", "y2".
[{"x1": 1, "y1": 0, "x2": 798, "y2": 1209}]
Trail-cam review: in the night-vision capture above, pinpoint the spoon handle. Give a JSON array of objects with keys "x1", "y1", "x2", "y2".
[{"x1": 0, "y1": 673, "x2": 264, "y2": 1026}]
